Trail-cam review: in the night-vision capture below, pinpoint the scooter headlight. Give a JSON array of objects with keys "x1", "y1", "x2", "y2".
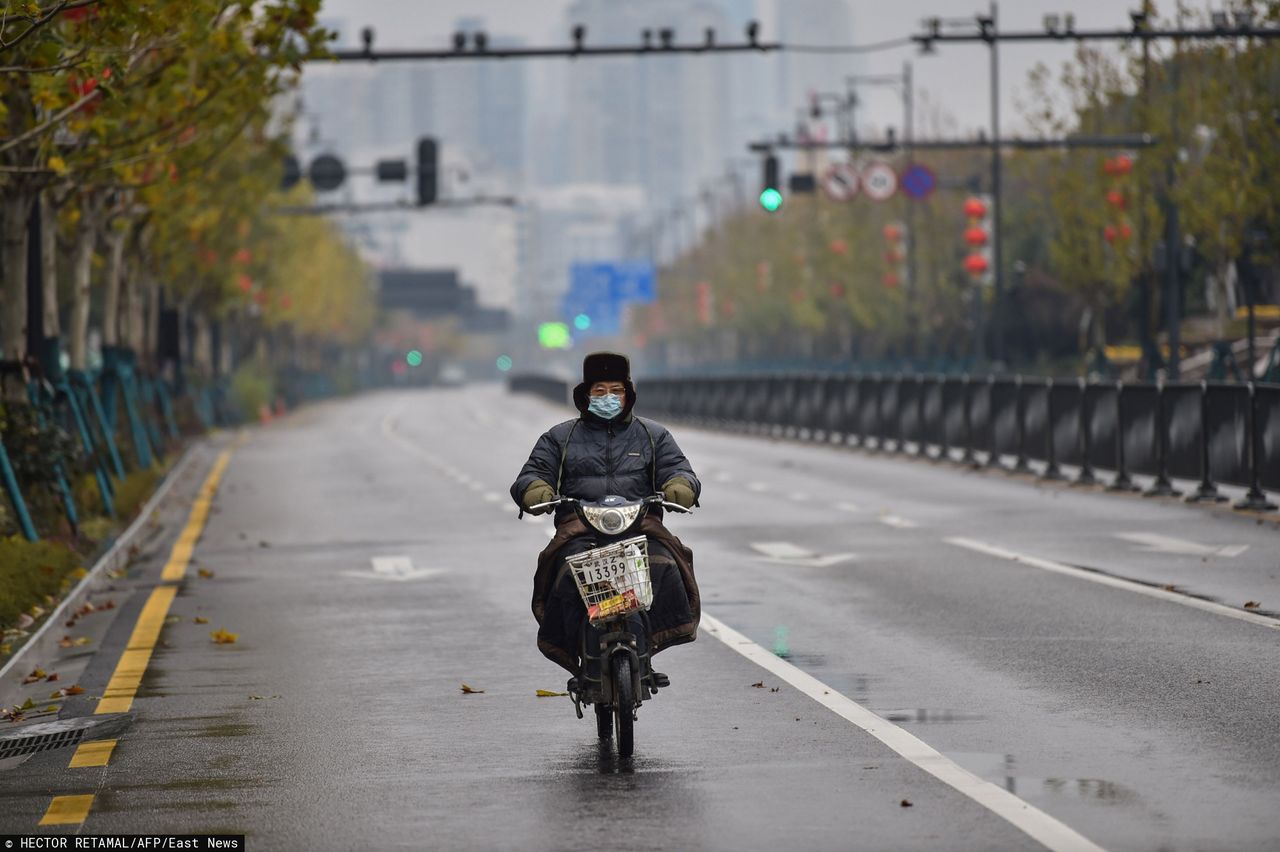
[{"x1": 582, "y1": 504, "x2": 641, "y2": 535}]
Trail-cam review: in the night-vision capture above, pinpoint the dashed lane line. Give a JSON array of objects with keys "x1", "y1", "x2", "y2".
[
  {"x1": 68, "y1": 739, "x2": 117, "y2": 768},
  {"x1": 878, "y1": 514, "x2": 919, "y2": 529},
  {"x1": 39, "y1": 794, "x2": 95, "y2": 826},
  {"x1": 946, "y1": 537, "x2": 1280, "y2": 631},
  {"x1": 702, "y1": 613, "x2": 1107, "y2": 852}
]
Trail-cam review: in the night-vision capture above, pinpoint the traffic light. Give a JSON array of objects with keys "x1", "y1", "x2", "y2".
[
  {"x1": 760, "y1": 154, "x2": 782, "y2": 212},
  {"x1": 416, "y1": 137, "x2": 438, "y2": 206}
]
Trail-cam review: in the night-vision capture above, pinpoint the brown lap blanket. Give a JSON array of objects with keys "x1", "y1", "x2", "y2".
[{"x1": 531, "y1": 516, "x2": 700, "y2": 675}]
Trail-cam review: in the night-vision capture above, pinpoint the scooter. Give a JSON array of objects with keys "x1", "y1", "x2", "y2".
[{"x1": 527, "y1": 494, "x2": 690, "y2": 758}]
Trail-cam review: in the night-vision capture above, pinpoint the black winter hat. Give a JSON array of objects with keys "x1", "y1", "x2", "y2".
[
  {"x1": 581, "y1": 351, "x2": 631, "y2": 385},
  {"x1": 573, "y1": 351, "x2": 637, "y2": 417}
]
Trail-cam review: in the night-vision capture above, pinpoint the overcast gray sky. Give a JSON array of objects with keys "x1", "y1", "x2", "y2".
[{"x1": 313, "y1": 0, "x2": 1152, "y2": 135}]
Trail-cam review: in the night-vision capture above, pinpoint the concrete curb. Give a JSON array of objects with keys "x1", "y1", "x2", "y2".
[{"x1": 0, "y1": 442, "x2": 206, "y2": 702}]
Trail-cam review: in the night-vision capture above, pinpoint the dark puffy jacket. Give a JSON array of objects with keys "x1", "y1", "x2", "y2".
[{"x1": 511, "y1": 414, "x2": 700, "y2": 522}]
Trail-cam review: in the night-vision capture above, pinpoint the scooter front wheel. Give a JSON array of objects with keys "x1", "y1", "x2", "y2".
[{"x1": 612, "y1": 654, "x2": 634, "y2": 758}]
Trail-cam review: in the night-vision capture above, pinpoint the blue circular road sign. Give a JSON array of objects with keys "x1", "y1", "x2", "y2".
[{"x1": 901, "y1": 163, "x2": 938, "y2": 201}]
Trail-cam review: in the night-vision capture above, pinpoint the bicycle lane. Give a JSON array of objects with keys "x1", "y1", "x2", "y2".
[{"x1": 0, "y1": 433, "x2": 238, "y2": 832}]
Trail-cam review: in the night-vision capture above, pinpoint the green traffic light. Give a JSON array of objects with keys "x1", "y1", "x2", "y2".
[
  {"x1": 573, "y1": 313, "x2": 591, "y2": 331},
  {"x1": 759, "y1": 188, "x2": 783, "y2": 212},
  {"x1": 406, "y1": 350, "x2": 423, "y2": 367}
]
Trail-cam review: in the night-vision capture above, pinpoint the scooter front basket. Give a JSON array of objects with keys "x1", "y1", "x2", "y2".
[{"x1": 565, "y1": 535, "x2": 652, "y2": 624}]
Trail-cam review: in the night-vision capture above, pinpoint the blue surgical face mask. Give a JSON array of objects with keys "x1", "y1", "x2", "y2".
[{"x1": 588, "y1": 393, "x2": 623, "y2": 420}]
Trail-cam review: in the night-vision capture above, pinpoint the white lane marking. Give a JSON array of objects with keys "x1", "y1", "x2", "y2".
[
  {"x1": 749, "y1": 541, "x2": 854, "y2": 568},
  {"x1": 878, "y1": 514, "x2": 919, "y2": 529},
  {"x1": 836, "y1": 502, "x2": 860, "y2": 513},
  {"x1": 788, "y1": 492, "x2": 810, "y2": 502},
  {"x1": 483, "y1": 492, "x2": 502, "y2": 503},
  {"x1": 701, "y1": 614, "x2": 1106, "y2": 852},
  {"x1": 345, "y1": 555, "x2": 442, "y2": 582},
  {"x1": 947, "y1": 537, "x2": 1280, "y2": 631},
  {"x1": 747, "y1": 482, "x2": 769, "y2": 493},
  {"x1": 712, "y1": 471, "x2": 734, "y2": 483},
  {"x1": 1115, "y1": 532, "x2": 1248, "y2": 558},
  {"x1": 750, "y1": 542, "x2": 813, "y2": 559}
]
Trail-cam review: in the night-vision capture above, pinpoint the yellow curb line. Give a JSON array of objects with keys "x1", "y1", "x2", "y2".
[{"x1": 68, "y1": 738, "x2": 117, "y2": 768}]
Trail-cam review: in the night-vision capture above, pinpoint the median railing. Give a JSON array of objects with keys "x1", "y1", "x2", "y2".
[{"x1": 509, "y1": 373, "x2": 1280, "y2": 512}]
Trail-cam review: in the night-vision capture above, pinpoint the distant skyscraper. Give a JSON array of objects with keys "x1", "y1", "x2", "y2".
[
  {"x1": 431, "y1": 17, "x2": 528, "y2": 185},
  {"x1": 564, "y1": 0, "x2": 730, "y2": 212}
]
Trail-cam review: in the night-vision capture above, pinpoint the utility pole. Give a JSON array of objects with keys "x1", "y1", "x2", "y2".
[
  {"x1": 985, "y1": 3, "x2": 1004, "y2": 364},
  {"x1": 1165, "y1": 9, "x2": 1184, "y2": 379},
  {"x1": 904, "y1": 60, "x2": 916, "y2": 358}
]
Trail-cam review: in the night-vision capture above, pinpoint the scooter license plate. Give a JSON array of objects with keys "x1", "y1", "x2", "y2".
[{"x1": 578, "y1": 553, "x2": 628, "y2": 585}]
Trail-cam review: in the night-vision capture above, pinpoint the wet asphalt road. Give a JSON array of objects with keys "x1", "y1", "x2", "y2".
[{"x1": 1, "y1": 383, "x2": 1278, "y2": 851}]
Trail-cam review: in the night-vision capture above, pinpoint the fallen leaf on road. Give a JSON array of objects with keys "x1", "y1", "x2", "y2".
[
  {"x1": 64, "y1": 685, "x2": 84, "y2": 696},
  {"x1": 164, "y1": 615, "x2": 182, "y2": 624},
  {"x1": 17, "y1": 614, "x2": 34, "y2": 630},
  {"x1": 210, "y1": 629, "x2": 239, "y2": 645},
  {"x1": 1244, "y1": 601, "x2": 1261, "y2": 609},
  {"x1": 101, "y1": 600, "x2": 115, "y2": 610},
  {"x1": 258, "y1": 541, "x2": 270, "y2": 549},
  {"x1": 536, "y1": 689, "x2": 568, "y2": 697},
  {"x1": 249, "y1": 695, "x2": 264, "y2": 700},
  {"x1": 72, "y1": 637, "x2": 90, "y2": 646},
  {"x1": 43, "y1": 705, "x2": 57, "y2": 713},
  {"x1": 20, "y1": 698, "x2": 34, "y2": 710},
  {"x1": 1162, "y1": 584, "x2": 1178, "y2": 592},
  {"x1": 460, "y1": 684, "x2": 485, "y2": 694},
  {"x1": 22, "y1": 668, "x2": 47, "y2": 684},
  {"x1": 770, "y1": 687, "x2": 780, "y2": 693},
  {"x1": 46, "y1": 673, "x2": 58, "y2": 682},
  {"x1": 900, "y1": 799, "x2": 913, "y2": 808},
  {"x1": 58, "y1": 636, "x2": 73, "y2": 648},
  {"x1": 194, "y1": 616, "x2": 209, "y2": 624},
  {"x1": 198, "y1": 568, "x2": 215, "y2": 579},
  {"x1": 750, "y1": 681, "x2": 765, "y2": 689},
  {"x1": 28, "y1": 605, "x2": 45, "y2": 619}
]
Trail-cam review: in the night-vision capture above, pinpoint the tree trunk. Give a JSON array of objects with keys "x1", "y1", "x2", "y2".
[
  {"x1": 0, "y1": 192, "x2": 33, "y2": 363},
  {"x1": 193, "y1": 311, "x2": 211, "y2": 376},
  {"x1": 68, "y1": 202, "x2": 97, "y2": 372},
  {"x1": 40, "y1": 193, "x2": 59, "y2": 340},
  {"x1": 102, "y1": 227, "x2": 126, "y2": 347}
]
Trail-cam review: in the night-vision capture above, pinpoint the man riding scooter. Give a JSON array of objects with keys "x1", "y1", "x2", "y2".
[{"x1": 511, "y1": 352, "x2": 701, "y2": 690}]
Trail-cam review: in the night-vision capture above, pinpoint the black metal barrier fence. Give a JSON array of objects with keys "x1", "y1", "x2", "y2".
[{"x1": 509, "y1": 373, "x2": 1280, "y2": 511}]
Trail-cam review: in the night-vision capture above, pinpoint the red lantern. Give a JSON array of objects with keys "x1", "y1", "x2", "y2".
[
  {"x1": 1113, "y1": 155, "x2": 1133, "y2": 175},
  {"x1": 883, "y1": 272, "x2": 900, "y2": 289},
  {"x1": 1106, "y1": 190, "x2": 1126, "y2": 209},
  {"x1": 236, "y1": 274, "x2": 252, "y2": 293},
  {"x1": 829, "y1": 282, "x2": 846, "y2": 298},
  {"x1": 1103, "y1": 225, "x2": 1118, "y2": 243},
  {"x1": 234, "y1": 248, "x2": 252, "y2": 265},
  {"x1": 1119, "y1": 223, "x2": 1133, "y2": 241},
  {"x1": 963, "y1": 197, "x2": 987, "y2": 219},
  {"x1": 964, "y1": 226, "x2": 989, "y2": 247},
  {"x1": 279, "y1": 294, "x2": 293, "y2": 310},
  {"x1": 828, "y1": 239, "x2": 849, "y2": 256},
  {"x1": 882, "y1": 224, "x2": 903, "y2": 242},
  {"x1": 1102, "y1": 158, "x2": 1117, "y2": 176},
  {"x1": 963, "y1": 254, "x2": 989, "y2": 276}
]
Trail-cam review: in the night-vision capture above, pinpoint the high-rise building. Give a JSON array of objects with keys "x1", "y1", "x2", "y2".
[
  {"x1": 431, "y1": 17, "x2": 528, "y2": 185},
  {"x1": 563, "y1": 0, "x2": 731, "y2": 212}
]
